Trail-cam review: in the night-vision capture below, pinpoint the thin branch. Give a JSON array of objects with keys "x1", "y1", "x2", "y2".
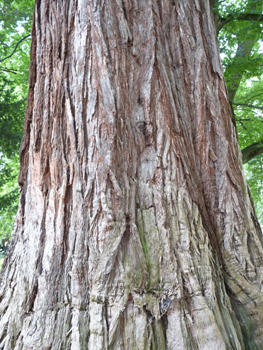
[
  {"x1": 0, "y1": 67, "x2": 18, "y2": 74},
  {"x1": 233, "y1": 102, "x2": 263, "y2": 111},
  {"x1": 217, "y1": 13, "x2": 263, "y2": 32},
  {"x1": 0, "y1": 34, "x2": 31, "y2": 63},
  {"x1": 239, "y1": 119, "x2": 248, "y2": 131},
  {"x1": 243, "y1": 92, "x2": 263, "y2": 103},
  {"x1": 236, "y1": 118, "x2": 263, "y2": 122}
]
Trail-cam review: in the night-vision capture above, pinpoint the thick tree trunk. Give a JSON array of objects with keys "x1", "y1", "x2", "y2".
[{"x1": 1, "y1": 0, "x2": 263, "y2": 349}]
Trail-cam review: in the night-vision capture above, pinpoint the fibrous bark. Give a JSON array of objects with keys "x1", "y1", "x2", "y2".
[{"x1": 1, "y1": 0, "x2": 263, "y2": 349}]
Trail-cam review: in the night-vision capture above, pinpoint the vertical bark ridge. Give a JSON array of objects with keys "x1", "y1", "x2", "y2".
[{"x1": 1, "y1": 0, "x2": 263, "y2": 349}]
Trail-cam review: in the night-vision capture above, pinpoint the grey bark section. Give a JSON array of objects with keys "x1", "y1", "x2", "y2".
[
  {"x1": 223, "y1": 1, "x2": 258, "y2": 102},
  {"x1": 1, "y1": 0, "x2": 263, "y2": 349},
  {"x1": 225, "y1": 40, "x2": 255, "y2": 102}
]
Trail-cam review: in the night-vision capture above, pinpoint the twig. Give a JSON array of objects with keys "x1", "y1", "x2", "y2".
[
  {"x1": 0, "y1": 34, "x2": 31, "y2": 63},
  {"x1": 233, "y1": 102, "x2": 263, "y2": 111},
  {"x1": 0, "y1": 67, "x2": 18, "y2": 74}
]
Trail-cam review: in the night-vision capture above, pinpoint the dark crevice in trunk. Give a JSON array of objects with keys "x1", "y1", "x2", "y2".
[
  {"x1": 225, "y1": 284, "x2": 259, "y2": 350},
  {"x1": 26, "y1": 279, "x2": 39, "y2": 313}
]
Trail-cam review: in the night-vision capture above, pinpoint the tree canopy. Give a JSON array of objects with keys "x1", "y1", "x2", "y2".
[
  {"x1": 216, "y1": 0, "x2": 263, "y2": 224},
  {"x1": 0, "y1": 0, "x2": 34, "y2": 257}
]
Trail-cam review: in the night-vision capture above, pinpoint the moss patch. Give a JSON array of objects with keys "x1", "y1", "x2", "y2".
[{"x1": 136, "y1": 209, "x2": 152, "y2": 289}]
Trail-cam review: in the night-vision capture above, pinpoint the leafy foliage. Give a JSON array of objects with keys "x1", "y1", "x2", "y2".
[
  {"x1": 0, "y1": 76, "x2": 26, "y2": 156},
  {"x1": 0, "y1": 156, "x2": 19, "y2": 257},
  {"x1": 244, "y1": 156, "x2": 263, "y2": 224},
  {"x1": 235, "y1": 79, "x2": 263, "y2": 149},
  {"x1": 0, "y1": 0, "x2": 34, "y2": 256},
  {"x1": 0, "y1": 0, "x2": 33, "y2": 93},
  {"x1": 217, "y1": 0, "x2": 263, "y2": 226}
]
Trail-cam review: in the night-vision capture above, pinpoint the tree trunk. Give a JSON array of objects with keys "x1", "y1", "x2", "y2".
[
  {"x1": 1, "y1": 1, "x2": 263, "y2": 349},
  {"x1": 225, "y1": 40, "x2": 254, "y2": 102}
]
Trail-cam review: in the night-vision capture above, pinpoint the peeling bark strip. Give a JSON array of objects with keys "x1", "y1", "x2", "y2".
[{"x1": 1, "y1": 0, "x2": 263, "y2": 349}]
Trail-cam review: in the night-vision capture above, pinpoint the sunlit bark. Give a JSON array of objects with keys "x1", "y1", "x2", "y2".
[{"x1": 1, "y1": 0, "x2": 263, "y2": 349}]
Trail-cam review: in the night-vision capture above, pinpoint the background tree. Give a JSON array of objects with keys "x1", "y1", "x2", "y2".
[
  {"x1": 0, "y1": 0, "x2": 33, "y2": 258},
  {"x1": 215, "y1": 0, "x2": 263, "y2": 225},
  {"x1": 1, "y1": 0, "x2": 263, "y2": 349}
]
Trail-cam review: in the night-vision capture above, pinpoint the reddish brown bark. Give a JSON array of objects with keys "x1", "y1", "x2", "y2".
[{"x1": 1, "y1": 1, "x2": 263, "y2": 349}]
